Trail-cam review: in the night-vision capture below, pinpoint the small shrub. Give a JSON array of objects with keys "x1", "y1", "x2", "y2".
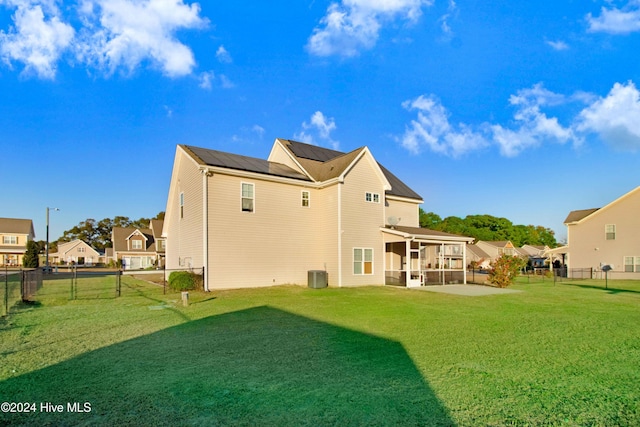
[
  {"x1": 488, "y1": 255, "x2": 527, "y2": 288},
  {"x1": 168, "y1": 271, "x2": 202, "y2": 291}
]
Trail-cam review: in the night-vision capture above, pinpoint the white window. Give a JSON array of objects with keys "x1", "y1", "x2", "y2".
[
  {"x1": 132, "y1": 240, "x2": 142, "y2": 250},
  {"x1": 365, "y1": 192, "x2": 380, "y2": 203},
  {"x1": 179, "y1": 192, "x2": 184, "y2": 219},
  {"x1": 605, "y1": 224, "x2": 616, "y2": 240},
  {"x1": 301, "y1": 191, "x2": 310, "y2": 207},
  {"x1": 624, "y1": 256, "x2": 640, "y2": 272},
  {"x1": 2, "y1": 236, "x2": 17, "y2": 244},
  {"x1": 242, "y1": 183, "x2": 254, "y2": 212},
  {"x1": 353, "y1": 248, "x2": 373, "y2": 275}
]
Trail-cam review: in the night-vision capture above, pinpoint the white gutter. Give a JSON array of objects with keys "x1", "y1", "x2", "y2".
[
  {"x1": 201, "y1": 168, "x2": 212, "y2": 291},
  {"x1": 338, "y1": 183, "x2": 342, "y2": 287}
]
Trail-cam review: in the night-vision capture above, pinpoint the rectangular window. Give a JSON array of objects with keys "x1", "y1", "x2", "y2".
[
  {"x1": 365, "y1": 192, "x2": 380, "y2": 203},
  {"x1": 132, "y1": 240, "x2": 142, "y2": 250},
  {"x1": 78, "y1": 247, "x2": 85, "y2": 253},
  {"x1": 353, "y1": 248, "x2": 373, "y2": 275},
  {"x1": 2, "y1": 236, "x2": 17, "y2": 244},
  {"x1": 301, "y1": 191, "x2": 310, "y2": 207},
  {"x1": 624, "y1": 256, "x2": 634, "y2": 272},
  {"x1": 242, "y1": 183, "x2": 254, "y2": 212},
  {"x1": 605, "y1": 224, "x2": 616, "y2": 240},
  {"x1": 179, "y1": 192, "x2": 184, "y2": 219}
]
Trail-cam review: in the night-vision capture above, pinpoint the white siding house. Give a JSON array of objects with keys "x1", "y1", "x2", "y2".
[{"x1": 163, "y1": 138, "x2": 472, "y2": 290}]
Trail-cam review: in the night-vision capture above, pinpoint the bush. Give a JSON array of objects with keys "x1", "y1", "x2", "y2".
[
  {"x1": 168, "y1": 271, "x2": 202, "y2": 291},
  {"x1": 488, "y1": 255, "x2": 527, "y2": 288}
]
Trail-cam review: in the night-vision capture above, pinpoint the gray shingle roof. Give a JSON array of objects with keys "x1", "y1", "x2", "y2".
[
  {"x1": 564, "y1": 208, "x2": 599, "y2": 224},
  {"x1": 279, "y1": 139, "x2": 423, "y2": 201},
  {"x1": 184, "y1": 145, "x2": 311, "y2": 181},
  {"x1": 0, "y1": 218, "x2": 35, "y2": 237}
]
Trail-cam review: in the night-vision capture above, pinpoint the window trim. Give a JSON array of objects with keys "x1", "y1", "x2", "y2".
[
  {"x1": 131, "y1": 240, "x2": 143, "y2": 250},
  {"x1": 353, "y1": 248, "x2": 374, "y2": 275},
  {"x1": 605, "y1": 224, "x2": 616, "y2": 240},
  {"x1": 301, "y1": 190, "x2": 310, "y2": 207},
  {"x1": 365, "y1": 192, "x2": 380, "y2": 203},
  {"x1": 2, "y1": 235, "x2": 18, "y2": 245},
  {"x1": 241, "y1": 182, "x2": 255, "y2": 213},
  {"x1": 624, "y1": 256, "x2": 640, "y2": 273}
]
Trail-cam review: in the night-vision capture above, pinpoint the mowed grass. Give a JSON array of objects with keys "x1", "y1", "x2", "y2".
[{"x1": 1, "y1": 275, "x2": 640, "y2": 426}]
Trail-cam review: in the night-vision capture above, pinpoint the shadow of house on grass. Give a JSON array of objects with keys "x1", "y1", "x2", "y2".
[{"x1": 0, "y1": 306, "x2": 454, "y2": 426}]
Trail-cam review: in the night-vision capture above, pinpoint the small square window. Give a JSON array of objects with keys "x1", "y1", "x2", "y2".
[
  {"x1": 605, "y1": 224, "x2": 616, "y2": 240},
  {"x1": 132, "y1": 240, "x2": 142, "y2": 250}
]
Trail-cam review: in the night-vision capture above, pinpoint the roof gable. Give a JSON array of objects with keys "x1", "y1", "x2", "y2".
[
  {"x1": 564, "y1": 186, "x2": 640, "y2": 225},
  {"x1": 277, "y1": 138, "x2": 422, "y2": 200}
]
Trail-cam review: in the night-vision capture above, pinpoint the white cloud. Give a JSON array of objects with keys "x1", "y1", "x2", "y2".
[
  {"x1": 0, "y1": 0, "x2": 209, "y2": 78},
  {"x1": 252, "y1": 124, "x2": 265, "y2": 138},
  {"x1": 587, "y1": 2, "x2": 640, "y2": 34},
  {"x1": 215, "y1": 44, "x2": 231, "y2": 63},
  {"x1": 307, "y1": 0, "x2": 433, "y2": 57},
  {"x1": 577, "y1": 81, "x2": 640, "y2": 151},
  {"x1": 546, "y1": 39, "x2": 569, "y2": 51},
  {"x1": 0, "y1": 1, "x2": 74, "y2": 79},
  {"x1": 399, "y1": 95, "x2": 488, "y2": 156},
  {"x1": 399, "y1": 84, "x2": 579, "y2": 157},
  {"x1": 198, "y1": 70, "x2": 234, "y2": 90},
  {"x1": 438, "y1": 0, "x2": 457, "y2": 41},
  {"x1": 77, "y1": 0, "x2": 208, "y2": 77},
  {"x1": 295, "y1": 111, "x2": 340, "y2": 149},
  {"x1": 492, "y1": 84, "x2": 577, "y2": 156}
]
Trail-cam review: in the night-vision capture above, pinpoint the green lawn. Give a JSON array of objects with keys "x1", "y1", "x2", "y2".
[{"x1": 1, "y1": 275, "x2": 639, "y2": 426}]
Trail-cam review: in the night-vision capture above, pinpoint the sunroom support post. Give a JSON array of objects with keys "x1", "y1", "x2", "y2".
[
  {"x1": 405, "y1": 239, "x2": 411, "y2": 287},
  {"x1": 462, "y1": 242, "x2": 467, "y2": 284}
]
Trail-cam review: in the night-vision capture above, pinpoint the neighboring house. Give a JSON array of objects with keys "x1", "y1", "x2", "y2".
[
  {"x1": 0, "y1": 217, "x2": 35, "y2": 266},
  {"x1": 466, "y1": 244, "x2": 492, "y2": 269},
  {"x1": 475, "y1": 241, "x2": 518, "y2": 261},
  {"x1": 111, "y1": 220, "x2": 165, "y2": 270},
  {"x1": 563, "y1": 186, "x2": 640, "y2": 279},
  {"x1": 519, "y1": 244, "x2": 552, "y2": 268},
  {"x1": 50, "y1": 239, "x2": 101, "y2": 266},
  {"x1": 163, "y1": 138, "x2": 473, "y2": 290}
]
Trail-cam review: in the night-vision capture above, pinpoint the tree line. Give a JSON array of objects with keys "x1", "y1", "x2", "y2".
[{"x1": 419, "y1": 209, "x2": 557, "y2": 248}]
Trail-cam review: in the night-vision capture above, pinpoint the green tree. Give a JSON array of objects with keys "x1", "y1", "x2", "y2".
[
  {"x1": 22, "y1": 240, "x2": 40, "y2": 268},
  {"x1": 419, "y1": 210, "x2": 442, "y2": 229}
]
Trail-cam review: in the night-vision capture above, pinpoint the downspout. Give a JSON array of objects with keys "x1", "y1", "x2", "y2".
[
  {"x1": 202, "y1": 169, "x2": 211, "y2": 292},
  {"x1": 337, "y1": 183, "x2": 342, "y2": 287}
]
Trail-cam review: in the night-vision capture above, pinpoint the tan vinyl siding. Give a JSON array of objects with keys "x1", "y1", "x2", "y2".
[
  {"x1": 385, "y1": 198, "x2": 420, "y2": 227},
  {"x1": 267, "y1": 141, "x2": 307, "y2": 175},
  {"x1": 165, "y1": 148, "x2": 204, "y2": 271},
  {"x1": 567, "y1": 188, "x2": 640, "y2": 278},
  {"x1": 207, "y1": 173, "x2": 325, "y2": 288},
  {"x1": 339, "y1": 155, "x2": 386, "y2": 286}
]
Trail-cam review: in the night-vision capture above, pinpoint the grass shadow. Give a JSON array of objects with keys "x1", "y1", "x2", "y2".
[
  {"x1": 562, "y1": 282, "x2": 640, "y2": 295},
  {"x1": 0, "y1": 306, "x2": 453, "y2": 426}
]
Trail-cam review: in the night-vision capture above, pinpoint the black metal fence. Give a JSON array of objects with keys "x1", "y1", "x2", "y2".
[{"x1": 2, "y1": 268, "x2": 43, "y2": 317}]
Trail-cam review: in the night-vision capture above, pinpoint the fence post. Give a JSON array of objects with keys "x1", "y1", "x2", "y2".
[
  {"x1": 116, "y1": 269, "x2": 121, "y2": 297},
  {"x1": 163, "y1": 265, "x2": 166, "y2": 295},
  {"x1": 3, "y1": 265, "x2": 8, "y2": 317}
]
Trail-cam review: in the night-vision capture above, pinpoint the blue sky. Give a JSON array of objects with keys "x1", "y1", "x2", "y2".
[{"x1": 1, "y1": 0, "x2": 640, "y2": 243}]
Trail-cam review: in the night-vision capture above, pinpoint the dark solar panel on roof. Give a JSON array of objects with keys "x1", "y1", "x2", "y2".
[
  {"x1": 284, "y1": 139, "x2": 344, "y2": 162},
  {"x1": 186, "y1": 145, "x2": 311, "y2": 181}
]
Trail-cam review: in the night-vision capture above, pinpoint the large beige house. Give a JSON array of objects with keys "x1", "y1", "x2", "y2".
[
  {"x1": 163, "y1": 138, "x2": 472, "y2": 290},
  {"x1": 564, "y1": 186, "x2": 640, "y2": 279},
  {"x1": 0, "y1": 217, "x2": 35, "y2": 266}
]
